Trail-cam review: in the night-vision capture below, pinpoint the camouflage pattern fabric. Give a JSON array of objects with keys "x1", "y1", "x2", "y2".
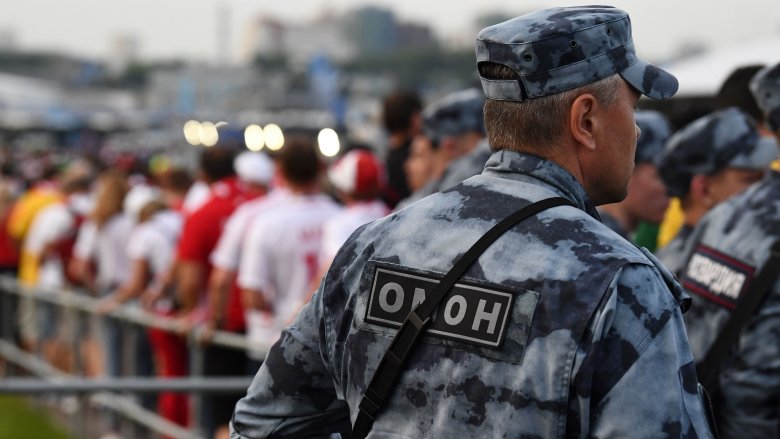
[
  {"x1": 475, "y1": 6, "x2": 677, "y2": 101},
  {"x1": 656, "y1": 224, "x2": 694, "y2": 276},
  {"x1": 750, "y1": 63, "x2": 780, "y2": 131},
  {"x1": 677, "y1": 170, "x2": 780, "y2": 438},
  {"x1": 230, "y1": 150, "x2": 714, "y2": 438},
  {"x1": 658, "y1": 107, "x2": 774, "y2": 198},
  {"x1": 634, "y1": 110, "x2": 672, "y2": 164},
  {"x1": 422, "y1": 88, "x2": 485, "y2": 146}
]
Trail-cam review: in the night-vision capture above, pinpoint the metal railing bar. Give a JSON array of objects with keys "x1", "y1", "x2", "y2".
[
  {"x1": 0, "y1": 377, "x2": 254, "y2": 393},
  {"x1": 0, "y1": 339, "x2": 205, "y2": 439},
  {"x1": 0, "y1": 275, "x2": 270, "y2": 355},
  {"x1": 0, "y1": 338, "x2": 67, "y2": 378},
  {"x1": 92, "y1": 393, "x2": 205, "y2": 439}
]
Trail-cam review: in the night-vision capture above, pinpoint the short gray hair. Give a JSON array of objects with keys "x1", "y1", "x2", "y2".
[{"x1": 480, "y1": 63, "x2": 622, "y2": 152}]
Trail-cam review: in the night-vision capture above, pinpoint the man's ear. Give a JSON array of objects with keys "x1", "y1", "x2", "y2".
[
  {"x1": 569, "y1": 93, "x2": 598, "y2": 152},
  {"x1": 689, "y1": 174, "x2": 710, "y2": 205}
]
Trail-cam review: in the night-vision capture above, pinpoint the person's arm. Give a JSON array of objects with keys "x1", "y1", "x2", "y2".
[
  {"x1": 237, "y1": 219, "x2": 276, "y2": 314},
  {"x1": 141, "y1": 259, "x2": 177, "y2": 309},
  {"x1": 197, "y1": 266, "x2": 233, "y2": 342},
  {"x1": 69, "y1": 221, "x2": 98, "y2": 290},
  {"x1": 174, "y1": 210, "x2": 209, "y2": 313},
  {"x1": 97, "y1": 260, "x2": 149, "y2": 314},
  {"x1": 230, "y1": 284, "x2": 350, "y2": 438},
  {"x1": 199, "y1": 209, "x2": 247, "y2": 339},
  {"x1": 584, "y1": 264, "x2": 714, "y2": 438},
  {"x1": 176, "y1": 260, "x2": 204, "y2": 312}
]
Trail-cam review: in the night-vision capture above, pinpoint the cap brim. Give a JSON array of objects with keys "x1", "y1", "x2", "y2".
[
  {"x1": 728, "y1": 136, "x2": 779, "y2": 170},
  {"x1": 619, "y1": 58, "x2": 678, "y2": 100}
]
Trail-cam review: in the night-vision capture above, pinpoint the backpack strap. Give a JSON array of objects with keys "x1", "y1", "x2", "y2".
[{"x1": 352, "y1": 197, "x2": 575, "y2": 439}]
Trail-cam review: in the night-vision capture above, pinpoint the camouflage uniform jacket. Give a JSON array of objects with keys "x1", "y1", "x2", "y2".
[
  {"x1": 656, "y1": 224, "x2": 694, "y2": 277},
  {"x1": 231, "y1": 150, "x2": 714, "y2": 439},
  {"x1": 678, "y1": 170, "x2": 780, "y2": 439}
]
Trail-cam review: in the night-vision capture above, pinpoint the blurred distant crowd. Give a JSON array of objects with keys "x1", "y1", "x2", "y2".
[{"x1": 0, "y1": 61, "x2": 777, "y2": 439}]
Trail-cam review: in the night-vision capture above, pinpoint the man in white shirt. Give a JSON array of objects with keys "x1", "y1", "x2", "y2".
[
  {"x1": 319, "y1": 148, "x2": 389, "y2": 269},
  {"x1": 200, "y1": 151, "x2": 278, "y2": 344},
  {"x1": 237, "y1": 137, "x2": 341, "y2": 359}
]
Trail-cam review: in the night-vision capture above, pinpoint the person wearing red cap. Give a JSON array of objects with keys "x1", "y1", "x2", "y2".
[{"x1": 319, "y1": 149, "x2": 389, "y2": 272}]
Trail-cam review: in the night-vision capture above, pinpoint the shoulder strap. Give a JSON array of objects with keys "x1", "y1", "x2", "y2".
[
  {"x1": 697, "y1": 240, "x2": 780, "y2": 391},
  {"x1": 352, "y1": 197, "x2": 575, "y2": 438}
]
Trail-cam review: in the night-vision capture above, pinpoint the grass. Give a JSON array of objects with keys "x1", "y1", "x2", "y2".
[{"x1": 0, "y1": 395, "x2": 75, "y2": 439}]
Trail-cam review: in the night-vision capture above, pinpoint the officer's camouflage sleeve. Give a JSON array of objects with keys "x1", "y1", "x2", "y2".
[
  {"x1": 716, "y1": 287, "x2": 780, "y2": 439},
  {"x1": 229, "y1": 286, "x2": 350, "y2": 439},
  {"x1": 583, "y1": 264, "x2": 714, "y2": 438}
]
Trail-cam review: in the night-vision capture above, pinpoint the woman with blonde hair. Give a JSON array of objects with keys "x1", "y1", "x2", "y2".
[{"x1": 69, "y1": 169, "x2": 136, "y2": 434}]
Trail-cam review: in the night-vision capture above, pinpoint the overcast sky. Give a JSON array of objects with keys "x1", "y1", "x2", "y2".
[{"x1": 2, "y1": 0, "x2": 779, "y2": 64}]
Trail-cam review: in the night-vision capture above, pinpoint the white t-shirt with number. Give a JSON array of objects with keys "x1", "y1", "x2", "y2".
[
  {"x1": 209, "y1": 189, "x2": 289, "y2": 272},
  {"x1": 238, "y1": 193, "x2": 341, "y2": 321}
]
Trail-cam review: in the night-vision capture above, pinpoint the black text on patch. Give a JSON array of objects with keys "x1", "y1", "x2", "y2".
[
  {"x1": 681, "y1": 245, "x2": 755, "y2": 309},
  {"x1": 365, "y1": 266, "x2": 514, "y2": 349}
]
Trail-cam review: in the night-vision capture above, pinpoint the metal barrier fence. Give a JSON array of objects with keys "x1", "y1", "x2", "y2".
[{"x1": 0, "y1": 275, "x2": 270, "y2": 439}]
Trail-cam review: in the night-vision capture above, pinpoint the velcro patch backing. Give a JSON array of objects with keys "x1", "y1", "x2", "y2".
[
  {"x1": 366, "y1": 266, "x2": 515, "y2": 349},
  {"x1": 681, "y1": 244, "x2": 755, "y2": 309}
]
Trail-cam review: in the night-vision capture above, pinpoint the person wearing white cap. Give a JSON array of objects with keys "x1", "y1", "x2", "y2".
[{"x1": 198, "y1": 151, "x2": 278, "y2": 349}]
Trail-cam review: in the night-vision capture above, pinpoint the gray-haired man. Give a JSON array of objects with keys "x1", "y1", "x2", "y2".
[{"x1": 231, "y1": 6, "x2": 715, "y2": 438}]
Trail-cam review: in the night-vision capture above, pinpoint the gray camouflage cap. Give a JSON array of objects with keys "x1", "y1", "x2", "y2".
[
  {"x1": 658, "y1": 107, "x2": 776, "y2": 197},
  {"x1": 422, "y1": 88, "x2": 485, "y2": 145},
  {"x1": 475, "y1": 6, "x2": 678, "y2": 101},
  {"x1": 749, "y1": 62, "x2": 780, "y2": 131},
  {"x1": 634, "y1": 110, "x2": 672, "y2": 164}
]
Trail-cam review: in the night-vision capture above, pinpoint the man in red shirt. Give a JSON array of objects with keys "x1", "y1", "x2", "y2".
[{"x1": 174, "y1": 148, "x2": 258, "y2": 439}]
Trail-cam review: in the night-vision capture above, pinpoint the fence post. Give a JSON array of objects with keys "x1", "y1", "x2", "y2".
[
  {"x1": 0, "y1": 287, "x2": 15, "y2": 376},
  {"x1": 189, "y1": 335, "x2": 205, "y2": 438}
]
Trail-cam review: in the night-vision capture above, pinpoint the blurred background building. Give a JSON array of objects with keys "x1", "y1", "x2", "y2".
[{"x1": 0, "y1": 1, "x2": 773, "y2": 161}]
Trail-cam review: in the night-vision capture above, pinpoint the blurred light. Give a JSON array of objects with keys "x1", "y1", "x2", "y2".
[
  {"x1": 244, "y1": 124, "x2": 265, "y2": 151},
  {"x1": 264, "y1": 124, "x2": 284, "y2": 151},
  {"x1": 318, "y1": 128, "x2": 340, "y2": 157},
  {"x1": 215, "y1": 121, "x2": 229, "y2": 129},
  {"x1": 199, "y1": 121, "x2": 219, "y2": 147},
  {"x1": 183, "y1": 120, "x2": 201, "y2": 145}
]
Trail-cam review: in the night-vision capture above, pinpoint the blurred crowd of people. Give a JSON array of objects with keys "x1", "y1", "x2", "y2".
[{"x1": 1, "y1": 58, "x2": 779, "y2": 439}]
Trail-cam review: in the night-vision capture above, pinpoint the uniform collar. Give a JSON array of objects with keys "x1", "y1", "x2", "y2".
[{"x1": 482, "y1": 149, "x2": 601, "y2": 220}]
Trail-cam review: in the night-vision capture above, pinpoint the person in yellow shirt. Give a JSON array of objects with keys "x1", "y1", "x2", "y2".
[{"x1": 12, "y1": 160, "x2": 94, "y2": 351}]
